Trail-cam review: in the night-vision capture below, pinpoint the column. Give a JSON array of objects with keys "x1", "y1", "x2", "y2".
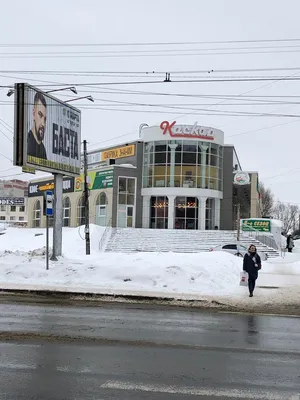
[
  {"x1": 199, "y1": 144, "x2": 209, "y2": 188},
  {"x1": 168, "y1": 195, "x2": 176, "y2": 229},
  {"x1": 142, "y1": 195, "x2": 151, "y2": 228},
  {"x1": 198, "y1": 197, "x2": 207, "y2": 230},
  {"x1": 214, "y1": 198, "x2": 220, "y2": 229},
  {"x1": 168, "y1": 144, "x2": 178, "y2": 187},
  {"x1": 51, "y1": 173, "x2": 63, "y2": 259}
]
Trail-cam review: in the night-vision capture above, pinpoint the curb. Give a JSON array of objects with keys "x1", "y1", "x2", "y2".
[{"x1": 1, "y1": 288, "x2": 300, "y2": 317}]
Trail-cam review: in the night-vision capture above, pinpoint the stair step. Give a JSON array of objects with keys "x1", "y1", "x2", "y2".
[{"x1": 103, "y1": 228, "x2": 280, "y2": 258}]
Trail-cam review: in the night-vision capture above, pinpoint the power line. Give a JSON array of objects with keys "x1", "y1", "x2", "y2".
[
  {"x1": 0, "y1": 128, "x2": 13, "y2": 143},
  {"x1": 4, "y1": 44, "x2": 300, "y2": 56},
  {"x1": 5, "y1": 49, "x2": 300, "y2": 59},
  {"x1": 1, "y1": 99, "x2": 300, "y2": 118},
  {"x1": 226, "y1": 119, "x2": 300, "y2": 138},
  {"x1": 0, "y1": 152, "x2": 12, "y2": 162},
  {"x1": 0, "y1": 118, "x2": 13, "y2": 131},
  {"x1": 1, "y1": 38, "x2": 300, "y2": 47},
  {"x1": 3, "y1": 66, "x2": 300, "y2": 75},
  {"x1": 2, "y1": 76, "x2": 300, "y2": 89}
]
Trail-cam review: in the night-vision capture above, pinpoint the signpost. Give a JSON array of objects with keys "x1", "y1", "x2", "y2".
[
  {"x1": 233, "y1": 171, "x2": 251, "y2": 247},
  {"x1": 46, "y1": 191, "x2": 53, "y2": 270}
]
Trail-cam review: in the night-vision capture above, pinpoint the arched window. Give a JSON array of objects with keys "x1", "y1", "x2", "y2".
[
  {"x1": 95, "y1": 192, "x2": 107, "y2": 226},
  {"x1": 33, "y1": 200, "x2": 41, "y2": 228},
  {"x1": 77, "y1": 196, "x2": 85, "y2": 226},
  {"x1": 63, "y1": 197, "x2": 71, "y2": 227}
]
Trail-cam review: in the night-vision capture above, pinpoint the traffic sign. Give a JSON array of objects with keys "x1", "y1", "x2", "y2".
[{"x1": 46, "y1": 191, "x2": 53, "y2": 216}]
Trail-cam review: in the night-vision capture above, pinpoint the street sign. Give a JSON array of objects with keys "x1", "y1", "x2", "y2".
[{"x1": 46, "y1": 190, "x2": 53, "y2": 216}]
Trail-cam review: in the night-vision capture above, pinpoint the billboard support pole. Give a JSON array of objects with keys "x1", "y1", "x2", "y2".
[
  {"x1": 237, "y1": 203, "x2": 241, "y2": 242},
  {"x1": 46, "y1": 215, "x2": 49, "y2": 270},
  {"x1": 51, "y1": 174, "x2": 63, "y2": 261},
  {"x1": 83, "y1": 140, "x2": 91, "y2": 255}
]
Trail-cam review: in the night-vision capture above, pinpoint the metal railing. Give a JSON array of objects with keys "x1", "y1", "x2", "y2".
[
  {"x1": 99, "y1": 218, "x2": 112, "y2": 251},
  {"x1": 240, "y1": 223, "x2": 278, "y2": 250}
]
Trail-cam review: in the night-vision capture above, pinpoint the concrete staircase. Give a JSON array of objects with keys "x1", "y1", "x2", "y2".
[{"x1": 104, "y1": 228, "x2": 280, "y2": 259}]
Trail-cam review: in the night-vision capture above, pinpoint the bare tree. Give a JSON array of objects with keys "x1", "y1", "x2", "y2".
[
  {"x1": 272, "y1": 201, "x2": 299, "y2": 234},
  {"x1": 259, "y1": 182, "x2": 274, "y2": 217}
]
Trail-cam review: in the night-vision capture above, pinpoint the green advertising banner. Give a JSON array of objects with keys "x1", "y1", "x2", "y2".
[
  {"x1": 242, "y1": 219, "x2": 271, "y2": 232},
  {"x1": 75, "y1": 169, "x2": 114, "y2": 191}
]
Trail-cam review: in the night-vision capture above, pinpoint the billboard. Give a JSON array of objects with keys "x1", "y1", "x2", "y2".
[
  {"x1": 242, "y1": 219, "x2": 271, "y2": 232},
  {"x1": 28, "y1": 177, "x2": 74, "y2": 197},
  {"x1": 14, "y1": 83, "x2": 81, "y2": 176},
  {"x1": 75, "y1": 169, "x2": 114, "y2": 191},
  {"x1": 0, "y1": 197, "x2": 25, "y2": 206}
]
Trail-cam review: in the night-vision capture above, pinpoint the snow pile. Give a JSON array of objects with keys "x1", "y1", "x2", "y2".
[
  {"x1": 0, "y1": 226, "x2": 300, "y2": 300},
  {"x1": 0, "y1": 226, "x2": 245, "y2": 296}
]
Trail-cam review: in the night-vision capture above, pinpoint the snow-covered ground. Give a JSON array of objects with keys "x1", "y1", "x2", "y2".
[{"x1": 0, "y1": 226, "x2": 300, "y2": 307}]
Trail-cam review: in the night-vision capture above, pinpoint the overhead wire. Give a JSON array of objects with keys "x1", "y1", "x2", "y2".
[
  {"x1": 2, "y1": 38, "x2": 300, "y2": 47},
  {"x1": 5, "y1": 49, "x2": 300, "y2": 58}
]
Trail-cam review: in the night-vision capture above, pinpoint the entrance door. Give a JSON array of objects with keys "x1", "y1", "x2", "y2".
[
  {"x1": 117, "y1": 205, "x2": 135, "y2": 227},
  {"x1": 127, "y1": 206, "x2": 134, "y2": 227},
  {"x1": 96, "y1": 205, "x2": 107, "y2": 226}
]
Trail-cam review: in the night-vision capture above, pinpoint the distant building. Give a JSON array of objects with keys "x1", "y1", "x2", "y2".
[{"x1": 0, "y1": 179, "x2": 28, "y2": 225}]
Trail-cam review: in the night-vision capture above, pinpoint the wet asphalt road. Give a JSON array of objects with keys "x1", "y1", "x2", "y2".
[{"x1": 0, "y1": 300, "x2": 300, "y2": 399}]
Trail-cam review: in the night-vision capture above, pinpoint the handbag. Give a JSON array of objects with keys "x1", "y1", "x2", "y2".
[{"x1": 240, "y1": 271, "x2": 248, "y2": 287}]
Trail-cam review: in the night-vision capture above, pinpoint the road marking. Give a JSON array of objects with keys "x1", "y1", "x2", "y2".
[
  {"x1": 101, "y1": 380, "x2": 298, "y2": 399},
  {"x1": 0, "y1": 362, "x2": 36, "y2": 370}
]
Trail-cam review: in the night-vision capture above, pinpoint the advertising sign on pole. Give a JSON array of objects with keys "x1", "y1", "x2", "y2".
[
  {"x1": 46, "y1": 190, "x2": 53, "y2": 217},
  {"x1": 242, "y1": 219, "x2": 271, "y2": 232},
  {"x1": 14, "y1": 83, "x2": 81, "y2": 177}
]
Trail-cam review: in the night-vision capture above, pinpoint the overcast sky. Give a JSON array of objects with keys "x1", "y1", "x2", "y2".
[{"x1": 0, "y1": 0, "x2": 299, "y2": 204}]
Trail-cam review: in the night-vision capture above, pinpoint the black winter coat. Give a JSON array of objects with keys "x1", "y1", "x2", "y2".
[{"x1": 243, "y1": 252, "x2": 262, "y2": 280}]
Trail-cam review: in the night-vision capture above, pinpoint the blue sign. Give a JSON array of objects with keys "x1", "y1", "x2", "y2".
[{"x1": 46, "y1": 191, "x2": 53, "y2": 216}]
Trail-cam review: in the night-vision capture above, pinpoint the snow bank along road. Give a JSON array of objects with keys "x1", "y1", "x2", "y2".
[{"x1": 0, "y1": 302, "x2": 300, "y2": 399}]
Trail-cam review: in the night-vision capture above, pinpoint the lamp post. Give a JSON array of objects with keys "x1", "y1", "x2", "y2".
[
  {"x1": 6, "y1": 86, "x2": 78, "y2": 97},
  {"x1": 65, "y1": 96, "x2": 94, "y2": 103}
]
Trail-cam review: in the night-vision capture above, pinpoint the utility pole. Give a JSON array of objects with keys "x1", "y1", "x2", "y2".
[
  {"x1": 83, "y1": 140, "x2": 91, "y2": 255},
  {"x1": 236, "y1": 203, "x2": 241, "y2": 242}
]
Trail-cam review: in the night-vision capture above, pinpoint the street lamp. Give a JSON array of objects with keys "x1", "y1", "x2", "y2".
[
  {"x1": 6, "y1": 89, "x2": 14, "y2": 97},
  {"x1": 46, "y1": 86, "x2": 77, "y2": 95},
  {"x1": 6, "y1": 86, "x2": 78, "y2": 97},
  {"x1": 65, "y1": 96, "x2": 94, "y2": 103}
]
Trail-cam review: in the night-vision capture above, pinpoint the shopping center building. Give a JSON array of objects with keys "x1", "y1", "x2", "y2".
[{"x1": 26, "y1": 121, "x2": 261, "y2": 230}]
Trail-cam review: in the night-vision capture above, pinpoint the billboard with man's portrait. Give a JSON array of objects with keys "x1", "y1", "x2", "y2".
[{"x1": 14, "y1": 83, "x2": 81, "y2": 176}]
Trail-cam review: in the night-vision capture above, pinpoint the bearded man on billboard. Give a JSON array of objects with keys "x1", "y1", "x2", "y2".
[{"x1": 27, "y1": 91, "x2": 47, "y2": 160}]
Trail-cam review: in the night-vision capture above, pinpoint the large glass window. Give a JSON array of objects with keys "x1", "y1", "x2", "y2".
[
  {"x1": 63, "y1": 197, "x2": 71, "y2": 227},
  {"x1": 175, "y1": 197, "x2": 198, "y2": 230},
  {"x1": 33, "y1": 200, "x2": 41, "y2": 228},
  {"x1": 150, "y1": 196, "x2": 168, "y2": 229},
  {"x1": 143, "y1": 140, "x2": 223, "y2": 190},
  {"x1": 77, "y1": 196, "x2": 85, "y2": 226}
]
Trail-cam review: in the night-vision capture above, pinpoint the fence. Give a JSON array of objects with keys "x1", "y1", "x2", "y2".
[{"x1": 99, "y1": 218, "x2": 112, "y2": 251}]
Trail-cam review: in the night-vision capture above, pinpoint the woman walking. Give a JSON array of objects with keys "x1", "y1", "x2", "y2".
[
  {"x1": 243, "y1": 244, "x2": 262, "y2": 297},
  {"x1": 286, "y1": 234, "x2": 294, "y2": 253}
]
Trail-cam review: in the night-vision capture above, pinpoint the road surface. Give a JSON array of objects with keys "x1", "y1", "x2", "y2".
[{"x1": 0, "y1": 300, "x2": 300, "y2": 399}]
